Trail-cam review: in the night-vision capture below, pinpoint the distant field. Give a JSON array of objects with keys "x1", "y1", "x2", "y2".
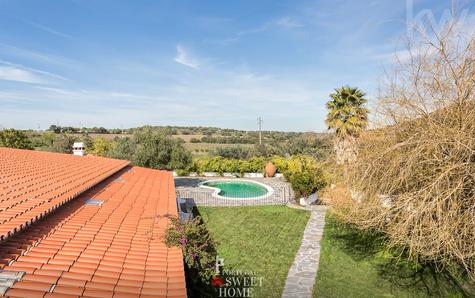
[
  {"x1": 171, "y1": 134, "x2": 204, "y2": 142},
  {"x1": 34, "y1": 127, "x2": 327, "y2": 158},
  {"x1": 87, "y1": 133, "x2": 204, "y2": 141},
  {"x1": 88, "y1": 133, "x2": 129, "y2": 140},
  {"x1": 82, "y1": 133, "x2": 252, "y2": 155},
  {"x1": 89, "y1": 133, "x2": 205, "y2": 142},
  {"x1": 185, "y1": 143, "x2": 253, "y2": 155}
]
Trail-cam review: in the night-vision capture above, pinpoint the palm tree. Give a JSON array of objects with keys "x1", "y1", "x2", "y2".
[{"x1": 325, "y1": 86, "x2": 368, "y2": 165}]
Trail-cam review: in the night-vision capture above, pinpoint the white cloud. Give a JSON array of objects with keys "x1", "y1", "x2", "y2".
[
  {"x1": 0, "y1": 43, "x2": 80, "y2": 68},
  {"x1": 205, "y1": 16, "x2": 304, "y2": 45},
  {"x1": 26, "y1": 21, "x2": 72, "y2": 39},
  {"x1": 0, "y1": 65, "x2": 330, "y2": 131},
  {"x1": 0, "y1": 66, "x2": 46, "y2": 83},
  {"x1": 174, "y1": 45, "x2": 199, "y2": 69},
  {"x1": 30, "y1": 87, "x2": 166, "y2": 105},
  {"x1": 276, "y1": 17, "x2": 303, "y2": 29},
  {"x1": 0, "y1": 60, "x2": 67, "y2": 84}
]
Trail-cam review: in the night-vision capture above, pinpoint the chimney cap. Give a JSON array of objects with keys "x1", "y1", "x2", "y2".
[{"x1": 73, "y1": 142, "x2": 85, "y2": 156}]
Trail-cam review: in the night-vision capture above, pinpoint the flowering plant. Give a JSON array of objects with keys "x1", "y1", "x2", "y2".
[{"x1": 164, "y1": 216, "x2": 218, "y2": 284}]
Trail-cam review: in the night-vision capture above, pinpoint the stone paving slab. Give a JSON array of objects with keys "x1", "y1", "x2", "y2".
[{"x1": 282, "y1": 206, "x2": 327, "y2": 298}]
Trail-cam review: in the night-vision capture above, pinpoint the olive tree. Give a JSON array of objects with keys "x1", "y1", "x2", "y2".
[
  {"x1": 0, "y1": 129, "x2": 33, "y2": 149},
  {"x1": 109, "y1": 127, "x2": 192, "y2": 170}
]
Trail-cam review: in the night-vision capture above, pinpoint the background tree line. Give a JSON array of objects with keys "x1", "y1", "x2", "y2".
[{"x1": 0, "y1": 127, "x2": 192, "y2": 170}]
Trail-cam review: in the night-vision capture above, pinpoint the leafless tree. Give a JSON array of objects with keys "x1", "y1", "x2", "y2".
[{"x1": 326, "y1": 16, "x2": 475, "y2": 288}]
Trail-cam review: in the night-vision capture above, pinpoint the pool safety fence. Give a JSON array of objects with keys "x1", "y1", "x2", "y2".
[{"x1": 176, "y1": 186, "x2": 293, "y2": 207}]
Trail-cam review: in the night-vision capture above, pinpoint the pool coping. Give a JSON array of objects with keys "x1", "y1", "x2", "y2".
[{"x1": 198, "y1": 178, "x2": 275, "y2": 200}]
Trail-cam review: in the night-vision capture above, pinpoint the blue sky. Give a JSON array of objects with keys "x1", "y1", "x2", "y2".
[{"x1": 0, "y1": 0, "x2": 470, "y2": 131}]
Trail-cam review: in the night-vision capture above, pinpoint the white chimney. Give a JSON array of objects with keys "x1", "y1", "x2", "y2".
[{"x1": 72, "y1": 142, "x2": 85, "y2": 156}]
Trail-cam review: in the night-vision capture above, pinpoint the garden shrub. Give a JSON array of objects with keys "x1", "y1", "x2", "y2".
[
  {"x1": 272, "y1": 155, "x2": 329, "y2": 198},
  {"x1": 0, "y1": 129, "x2": 33, "y2": 149},
  {"x1": 89, "y1": 136, "x2": 112, "y2": 156},
  {"x1": 186, "y1": 154, "x2": 329, "y2": 198},
  {"x1": 189, "y1": 156, "x2": 266, "y2": 175},
  {"x1": 221, "y1": 158, "x2": 240, "y2": 174},
  {"x1": 270, "y1": 156, "x2": 290, "y2": 174},
  {"x1": 164, "y1": 216, "x2": 218, "y2": 284},
  {"x1": 244, "y1": 156, "x2": 266, "y2": 173},
  {"x1": 175, "y1": 169, "x2": 190, "y2": 176},
  {"x1": 290, "y1": 170, "x2": 327, "y2": 198}
]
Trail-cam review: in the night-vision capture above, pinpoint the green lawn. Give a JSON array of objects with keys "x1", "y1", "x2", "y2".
[
  {"x1": 197, "y1": 206, "x2": 310, "y2": 298},
  {"x1": 314, "y1": 214, "x2": 464, "y2": 298}
]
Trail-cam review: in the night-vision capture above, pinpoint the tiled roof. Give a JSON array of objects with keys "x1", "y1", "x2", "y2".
[
  {"x1": 0, "y1": 148, "x2": 186, "y2": 297},
  {"x1": 0, "y1": 148, "x2": 130, "y2": 241}
]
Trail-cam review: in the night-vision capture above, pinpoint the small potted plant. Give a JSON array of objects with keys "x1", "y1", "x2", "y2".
[{"x1": 290, "y1": 168, "x2": 328, "y2": 205}]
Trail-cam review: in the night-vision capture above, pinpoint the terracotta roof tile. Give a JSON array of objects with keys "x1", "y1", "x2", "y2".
[
  {"x1": 114, "y1": 285, "x2": 142, "y2": 294},
  {"x1": 52, "y1": 285, "x2": 85, "y2": 296},
  {"x1": 90, "y1": 276, "x2": 118, "y2": 285},
  {"x1": 82, "y1": 289, "x2": 114, "y2": 298},
  {"x1": 10, "y1": 280, "x2": 53, "y2": 292},
  {"x1": 5, "y1": 265, "x2": 36, "y2": 274},
  {"x1": 34, "y1": 269, "x2": 64, "y2": 278},
  {"x1": 84, "y1": 281, "x2": 116, "y2": 291},
  {"x1": 56, "y1": 277, "x2": 88, "y2": 288},
  {"x1": 116, "y1": 279, "x2": 143, "y2": 288},
  {"x1": 44, "y1": 293, "x2": 79, "y2": 298},
  {"x1": 4, "y1": 288, "x2": 47, "y2": 298},
  {"x1": 140, "y1": 295, "x2": 167, "y2": 298},
  {"x1": 0, "y1": 148, "x2": 129, "y2": 240},
  {"x1": 0, "y1": 149, "x2": 186, "y2": 297},
  {"x1": 22, "y1": 273, "x2": 60, "y2": 284}
]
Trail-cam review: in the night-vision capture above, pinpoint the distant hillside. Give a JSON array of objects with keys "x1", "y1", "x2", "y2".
[
  {"x1": 40, "y1": 125, "x2": 332, "y2": 157},
  {"x1": 46, "y1": 125, "x2": 330, "y2": 143}
]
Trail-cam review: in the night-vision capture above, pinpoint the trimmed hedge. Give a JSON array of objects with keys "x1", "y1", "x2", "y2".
[
  {"x1": 179, "y1": 155, "x2": 329, "y2": 198},
  {"x1": 186, "y1": 156, "x2": 266, "y2": 176}
]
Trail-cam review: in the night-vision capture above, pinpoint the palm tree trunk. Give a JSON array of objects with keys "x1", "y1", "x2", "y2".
[{"x1": 334, "y1": 136, "x2": 357, "y2": 165}]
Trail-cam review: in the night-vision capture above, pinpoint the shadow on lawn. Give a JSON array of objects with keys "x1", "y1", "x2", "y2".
[
  {"x1": 328, "y1": 216, "x2": 473, "y2": 297},
  {"x1": 185, "y1": 207, "x2": 258, "y2": 298}
]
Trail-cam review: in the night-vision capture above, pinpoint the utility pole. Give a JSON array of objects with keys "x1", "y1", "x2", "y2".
[{"x1": 257, "y1": 117, "x2": 263, "y2": 145}]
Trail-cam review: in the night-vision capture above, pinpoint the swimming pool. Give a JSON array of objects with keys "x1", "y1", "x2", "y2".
[{"x1": 200, "y1": 179, "x2": 273, "y2": 199}]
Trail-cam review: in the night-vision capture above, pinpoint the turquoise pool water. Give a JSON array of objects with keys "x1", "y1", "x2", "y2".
[{"x1": 202, "y1": 180, "x2": 268, "y2": 198}]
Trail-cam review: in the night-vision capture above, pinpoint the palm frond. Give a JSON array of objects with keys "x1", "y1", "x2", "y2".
[{"x1": 325, "y1": 86, "x2": 369, "y2": 137}]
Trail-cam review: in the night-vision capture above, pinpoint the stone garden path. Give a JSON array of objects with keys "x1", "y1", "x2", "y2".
[{"x1": 282, "y1": 205, "x2": 327, "y2": 298}]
